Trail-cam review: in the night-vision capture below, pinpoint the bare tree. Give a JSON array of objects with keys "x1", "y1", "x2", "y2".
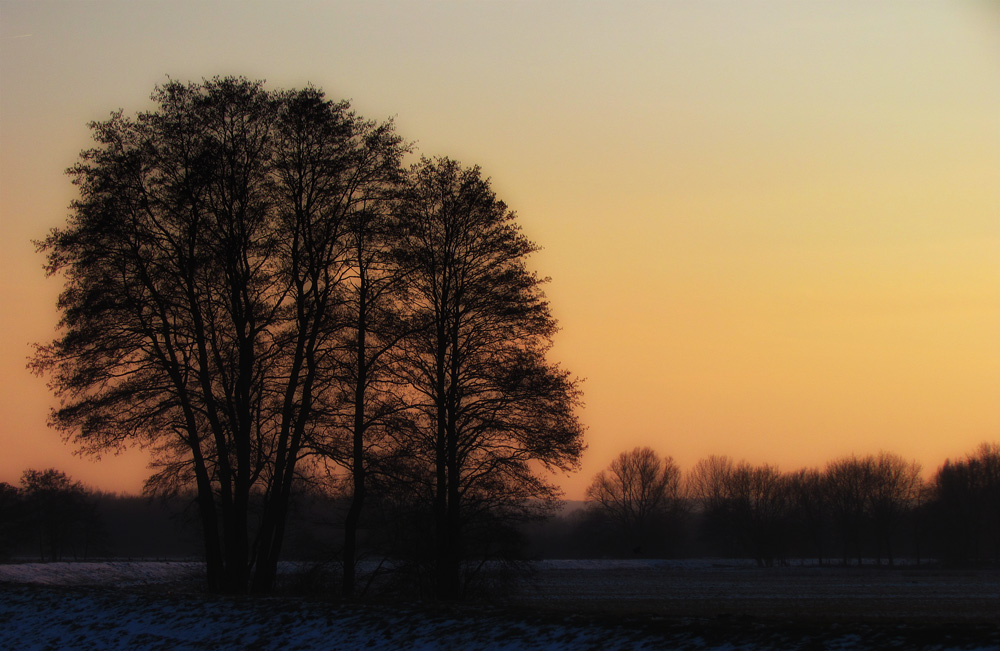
[
  {"x1": 686, "y1": 455, "x2": 736, "y2": 554},
  {"x1": 19, "y1": 469, "x2": 102, "y2": 561},
  {"x1": 687, "y1": 457, "x2": 792, "y2": 565},
  {"x1": 930, "y1": 442, "x2": 1000, "y2": 563},
  {"x1": 318, "y1": 167, "x2": 417, "y2": 599},
  {"x1": 0, "y1": 482, "x2": 21, "y2": 560},
  {"x1": 867, "y1": 451, "x2": 921, "y2": 566},
  {"x1": 267, "y1": 89, "x2": 407, "y2": 597},
  {"x1": 32, "y1": 78, "x2": 402, "y2": 593},
  {"x1": 586, "y1": 447, "x2": 681, "y2": 555},
  {"x1": 824, "y1": 455, "x2": 873, "y2": 565},
  {"x1": 824, "y1": 452, "x2": 921, "y2": 566},
  {"x1": 786, "y1": 468, "x2": 829, "y2": 564},
  {"x1": 393, "y1": 157, "x2": 585, "y2": 600},
  {"x1": 687, "y1": 455, "x2": 735, "y2": 509},
  {"x1": 726, "y1": 462, "x2": 791, "y2": 567}
]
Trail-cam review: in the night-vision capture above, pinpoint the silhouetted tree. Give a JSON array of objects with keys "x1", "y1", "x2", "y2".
[
  {"x1": 19, "y1": 469, "x2": 103, "y2": 560},
  {"x1": 823, "y1": 452, "x2": 921, "y2": 566},
  {"x1": 586, "y1": 446, "x2": 681, "y2": 555},
  {"x1": 825, "y1": 455, "x2": 873, "y2": 565},
  {"x1": 258, "y1": 85, "x2": 406, "y2": 595},
  {"x1": 315, "y1": 181, "x2": 417, "y2": 598},
  {"x1": 687, "y1": 455, "x2": 737, "y2": 555},
  {"x1": 930, "y1": 442, "x2": 1000, "y2": 563},
  {"x1": 725, "y1": 462, "x2": 791, "y2": 567},
  {"x1": 393, "y1": 157, "x2": 585, "y2": 600},
  {"x1": 786, "y1": 468, "x2": 829, "y2": 564},
  {"x1": 867, "y1": 451, "x2": 921, "y2": 566},
  {"x1": 0, "y1": 482, "x2": 23, "y2": 560},
  {"x1": 32, "y1": 77, "x2": 403, "y2": 592},
  {"x1": 687, "y1": 457, "x2": 792, "y2": 565}
]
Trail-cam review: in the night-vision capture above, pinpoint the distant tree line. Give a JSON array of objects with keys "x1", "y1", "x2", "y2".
[
  {"x1": 6, "y1": 442, "x2": 998, "y2": 577},
  {"x1": 0, "y1": 468, "x2": 351, "y2": 563},
  {"x1": 32, "y1": 77, "x2": 584, "y2": 597},
  {"x1": 531, "y1": 443, "x2": 1000, "y2": 567}
]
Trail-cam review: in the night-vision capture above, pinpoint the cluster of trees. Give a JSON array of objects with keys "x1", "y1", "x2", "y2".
[
  {"x1": 33, "y1": 77, "x2": 584, "y2": 597},
  {"x1": 0, "y1": 469, "x2": 104, "y2": 561},
  {"x1": 0, "y1": 468, "x2": 344, "y2": 563},
  {"x1": 687, "y1": 452, "x2": 921, "y2": 566},
  {"x1": 576, "y1": 444, "x2": 1000, "y2": 567},
  {"x1": 929, "y1": 443, "x2": 1000, "y2": 563},
  {"x1": 4, "y1": 442, "x2": 997, "y2": 580}
]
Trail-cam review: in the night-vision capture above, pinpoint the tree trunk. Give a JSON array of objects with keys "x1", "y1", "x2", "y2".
[
  {"x1": 343, "y1": 280, "x2": 369, "y2": 599},
  {"x1": 222, "y1": 504, "x2": 250, "y2": 593},
  {"x1": 442, "y1": 442, "x2": 462, "y2": 600},
  {"x1": 342, "y1": 413, "x2": 367, "y2": 598},
  {"x1": 196, "y1": 490, "x2": 225, "y2": 593},
  {"x1": 343, "y1": 370, "x2": 367, "y2": 598},
  {"x1": 342, "y1": 485, "x2": 364, "y2": 598},
  {"x1": 251, "y1": 488, "x2": 292, "y2": 594}
]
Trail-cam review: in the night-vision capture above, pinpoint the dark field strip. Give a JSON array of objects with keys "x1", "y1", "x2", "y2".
[
  {"x1": 1, "y1": 564, "x2": 998, "y2": 650},
  {"x1": 521, "y1": 565, "x2": 1000, "y2": 624}
]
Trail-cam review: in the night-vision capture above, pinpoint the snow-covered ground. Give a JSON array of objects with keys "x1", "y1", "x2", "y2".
[
  {"x1": 0, "y1": 583, "x2": 685, "y2": 651},
  {"x1": 0, "y1": 560, "x2": 204, "y2": 586},
  {"x1": 1, "y1": 561, "x2": 998, "y2": 650}
]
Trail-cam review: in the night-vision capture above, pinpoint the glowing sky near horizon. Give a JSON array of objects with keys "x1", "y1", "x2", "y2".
[{"x1": 0, "y1": 1, "x2": 997, "y2": 498}]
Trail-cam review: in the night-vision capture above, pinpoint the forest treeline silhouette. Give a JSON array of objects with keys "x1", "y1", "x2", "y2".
[
  {"x1": 3, "y1": 442, "x2": 999, "y2": 586},
  {"x1": 577, "y1": 444, "x2": 1000, "y2": 567},
  {"x1": 30, "y1": 77, "x2": 584, "y2": 598}
]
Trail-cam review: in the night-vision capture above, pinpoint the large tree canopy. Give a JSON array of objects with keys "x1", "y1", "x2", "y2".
[
  {"x1": 34, "y1": 79, "x2": 585, "y2": 598},
  {"x1": 33, "y1": 77, "x2": 405, "y2": 592}
]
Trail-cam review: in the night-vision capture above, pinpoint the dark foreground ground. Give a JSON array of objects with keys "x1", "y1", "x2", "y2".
[
  {"x1": 524, "y1": 560, "x2": 1000, "y2": 622},
  {"x1": 519, "y1": 560, "x2": 1000, "y2": 649},
  {"x1": 1, "y1": 560, "x2": 997, "y2": 650}
]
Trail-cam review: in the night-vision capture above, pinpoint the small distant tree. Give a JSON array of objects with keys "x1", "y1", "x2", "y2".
[
  {"x1": 686, "y1": 455, "x2": 737, "y2": 554},
  {"x1": 0, "y1": 482, "x2": 23, "y2": 559},
  {"x1": 20, "y1": 469, "x2": 103, "y2": 561},
  {"x1": 930, "y1": 442, "x2": 1000, "y2": 563},
  {"x1": 687, "y1": 455, "x2": 735, "y2": 510},
  {"x1": 867, "y1": 451, "x2": 921, "y2": 566},
  {"x1": 687, "y1": 457, "x2": 793, "y2": 565},
  {"x1": 825, "y1": 455, "x2": 873, "y2": 565},
  {"x1": 725, "y1": 462, "x2": 791, "y2": 567},
  {"x1": 786, "y1": 468, "x2": 829, "y2": 564},
  {"x1": 824, "y1": 452, "x2": 921, "y2": 566},
  {"x1": 586, "y1": 447, "x2": 681, "y2": 555}
]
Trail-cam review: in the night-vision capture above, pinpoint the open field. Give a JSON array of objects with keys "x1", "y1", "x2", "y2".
[
  {"x1": 1, "y1": 560, "x2": 997, "y2": 650},
  {"x1": 525, "y1": 559, "x2": 1000, "y2": 622}
]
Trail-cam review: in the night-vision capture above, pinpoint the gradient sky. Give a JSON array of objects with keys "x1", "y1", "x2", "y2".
[{"x1": 1, "y1": 1, "x2": 997, "y2": 499}]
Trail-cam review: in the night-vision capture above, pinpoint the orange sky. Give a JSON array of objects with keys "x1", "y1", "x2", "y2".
[{"x1": 1, "y1": 1, "x2": 997, "y2": 499}]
